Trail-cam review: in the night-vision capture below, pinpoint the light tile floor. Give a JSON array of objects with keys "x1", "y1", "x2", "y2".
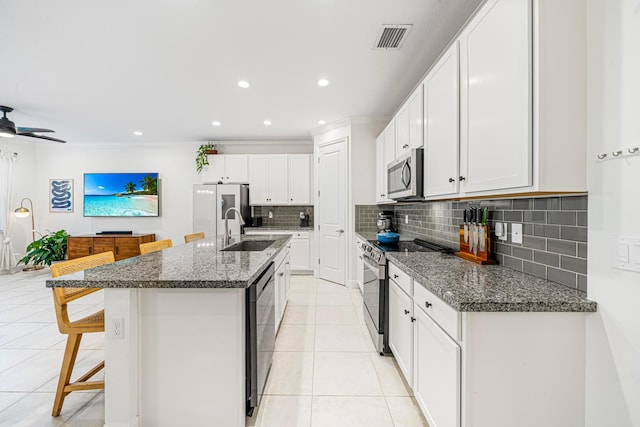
[{"x1": 0, "y1": 269, "x2": 428, "y2": 427}]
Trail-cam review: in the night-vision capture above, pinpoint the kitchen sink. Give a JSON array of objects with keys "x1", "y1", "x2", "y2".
[{"x1": 220, "y1": 240, "x2": 276, "y2": 252}]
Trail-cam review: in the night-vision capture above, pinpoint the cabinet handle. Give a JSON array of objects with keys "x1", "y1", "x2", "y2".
[
  {"x1": 115, "y1": 246, "x2": 119, "y2": 255},
  {"x1": 359, "y1": 256, "x2": 363, "y2": 259},
  {"x1": 410, "y1": 317, "x2": 416, "y2": 322},
  {"x1": 448, "y1": 177, "x2": 455, "y2": 183},
  {"x1": 393, "y1": 274, "x2": 399, "y2": 279},
  {"x1": 425, "y1": 301, "x2": 432, "y2": 308},
  {"x1": 89, "y1": 247, "x2": 93, "y2": 255},
  {"x1": 402, "y1": 144, "x2": 409, "y2": 149},
  {"x1": 459, "y1": 176, "x2": 466, "y2": 181},
  {"x1": 404, "y1": 309, "x2": 410, "y2": 315},
  {"x1": 279, "y1": 272, "x2": 285, "y2": 276}
]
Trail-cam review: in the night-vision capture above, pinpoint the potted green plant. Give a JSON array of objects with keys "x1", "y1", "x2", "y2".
[
  {"x1": 196, "y1": 142, "x2": 219, "y2": 173},
  {"x1": 18, "y1": 229, "x2": 69, "y2": 268}
]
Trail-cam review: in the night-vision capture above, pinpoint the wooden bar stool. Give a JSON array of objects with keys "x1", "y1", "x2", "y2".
[
  {"x1": 184, "y1": 232, "x2": 205, "y2": 243},
  {"x1": 139, "y1": 239, "x2": 173, "y2": 254},
  {"x1": 49, "y1": 251, "x2": 115, "y2": 416}
]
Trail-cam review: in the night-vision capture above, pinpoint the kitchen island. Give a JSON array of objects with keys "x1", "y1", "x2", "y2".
[{"x1": 46, "y1": 234, "x2": 292, "y2": 427}]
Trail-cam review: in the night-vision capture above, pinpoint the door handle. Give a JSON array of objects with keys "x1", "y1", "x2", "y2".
[
  {"x1": 336, "y1": 229, "x2": 344, "y2": 234},
  {"x1": 448, "y1": 177, "x2": 455, "y2": 183},
  {"x1": 404, "y1": 309, "x2": 410, "y2": 315}
]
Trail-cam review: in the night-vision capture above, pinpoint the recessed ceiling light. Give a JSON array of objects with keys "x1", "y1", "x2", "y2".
[
  {"x1": 317, "y1": 120, "x2": 326, "y2": 125},
  {"x1": 238, "y1": 80, "x2": 250, "y2": 88},
  {"x1": 317, "y1": 79, "x2": 330, "y2": 87},
  {"x1": 133, "y1": 131, "x2": 143, "y2": 136},
  {"x1": 211, "y1": 121, "x2": 221, "y2": 126},
  {"x1": 263, "y1": 120, "x2": 272, "y2": 126}
]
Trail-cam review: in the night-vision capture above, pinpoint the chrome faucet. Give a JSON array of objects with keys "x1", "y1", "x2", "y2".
[{"x1": 224, "y1": 207, "x2": 246, "y2": 246}]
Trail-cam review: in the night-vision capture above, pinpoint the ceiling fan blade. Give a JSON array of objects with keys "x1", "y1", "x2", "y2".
[
  {"x1": 17, "y1": 127, "x2": 55, "y2": 133},
  {"x1": 21, "y1": 133, "x2": 67, "y2": 143}
]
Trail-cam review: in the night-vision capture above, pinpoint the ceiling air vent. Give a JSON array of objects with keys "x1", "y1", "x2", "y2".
[{"x1": 373, "y1": 25, "x2": 412, "y2": 50}]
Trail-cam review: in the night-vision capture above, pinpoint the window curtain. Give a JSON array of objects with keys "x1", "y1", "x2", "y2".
[{"x1": 0, "y1": 150, "x2": 18, "y2": 274}]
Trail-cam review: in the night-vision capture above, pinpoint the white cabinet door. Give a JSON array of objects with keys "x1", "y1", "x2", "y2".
[
  {"x1": 224, "y1": 155, "x2": 249, "y2": 183},
  {"x1": 289, "y1": 237, "x2": 310, "y2": 270},
  {"x1": 424, "y1": 42, "x2": 460, "y2": 197},
  {"x1": 375, "y1": 133, "x2": 386, "y2": 203},
  {"x1": 356, "y1": 241, "x2": 364, "y2": 293},
  {"x1": 383, "y1": 122, "x2": 395, "y2": 203},
  {"x1": 201, "y1": 155, "x2": 226, "y2": 184},
  {"x1": 459, "y1": 0, "x2": 532, "y2": 193},
  {"x1": 389, "y1": 280, "x2": 413, "y2": 386},
  {"x1": 249, "y1": 156, "x2": 270, "y2": 204},
  {"x1": 288, "y1": 154, "x2": 311, "y2": 204},
  {"x1": 275, "y1": 259, "x2": 287, "y2": 332},
  {"x1": 413, "y1": 304, "x2": 460, "y2": 427},
  {"x1": 396, "y1": 104, "x2": 410, "y2": 157},
  {"x1": 269, "y1": 155, "x2": 289, "y2": 204},
  {"x1": 408, "y1": 85, "x2": 424, "y2": 149}
]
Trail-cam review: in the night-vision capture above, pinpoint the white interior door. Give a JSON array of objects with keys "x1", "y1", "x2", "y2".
[{"x1": 317, "y1": 139, "x2": 346, "y2": 285}]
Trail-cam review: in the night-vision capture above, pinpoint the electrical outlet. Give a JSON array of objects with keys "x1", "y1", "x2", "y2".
[
  {"x1": 268, "y1": 211, "x2": 273, "y2": 219},
  {"x1": 111, "y1": 317, "x2": 125, "y2": 339},
  {"x1": 512, "y1": 223, "x2": 523, "y2": 244},
  {"x1": 405, "y1": 215, "x2": 409, "y2": 224}
]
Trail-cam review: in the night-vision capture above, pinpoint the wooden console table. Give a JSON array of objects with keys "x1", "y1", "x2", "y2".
[{"x1": 67, "y1": 233, "x2": 156, "y2": 261}]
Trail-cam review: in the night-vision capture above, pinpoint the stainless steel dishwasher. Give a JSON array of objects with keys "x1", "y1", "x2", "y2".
[{"x1": 246, "y1": 262, "x2": 275, "y2": 416}]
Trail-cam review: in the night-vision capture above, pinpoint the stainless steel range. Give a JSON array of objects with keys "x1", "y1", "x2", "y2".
[{"x1": 358, "y1": 238, "x2": 453, "y2": 354}]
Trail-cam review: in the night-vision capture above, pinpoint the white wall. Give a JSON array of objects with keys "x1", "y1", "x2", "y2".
[
  {"x1": 586, "y1": 1, "x2": 640, "y2": 426},
  {"x1": 0, "y1": 140, "x2": 312, "y2": 253}
]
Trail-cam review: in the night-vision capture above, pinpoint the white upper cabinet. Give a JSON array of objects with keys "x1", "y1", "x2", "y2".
[
  {"x1": 375, "y1": 134, "x2": 386, "y2": 203},
  {"x1": 419, "y1": 0, "x2": 586, "y2": 199},
  {"x1": 459, "y1": 0, "x2": 532, "y2": 193},
  {"x1": 249, "y1": 154, "x2": 312, "y2": 205},
  {"x1": 268, "y1": 155, "x2": 289, "y2": 204},
  {"x1": 376, "y1": 120, "x2": 397, "y2": 204},
  {"x1": 224, "y1": 155, "x2": 250, "y2": 183},
  {"x1": 201, "y1": 155, "x2": 249, "y2": 184},
  {"x1": 395, "y1": 85, "x2": 424, "y2": 157},
  {"x1": 288, "y1": 154, "x2": 312, "y2": 205},
  {"x1": 424, "y1": 42, "x2": 460, "y2": 198},
  {"x1": 248, "y1": 156, "x2": 271, "y2": 204}
]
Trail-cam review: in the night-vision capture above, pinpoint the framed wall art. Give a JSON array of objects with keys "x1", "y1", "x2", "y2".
[{"x1": 49, "y1": 179, "x2": 74, "y2": 213}]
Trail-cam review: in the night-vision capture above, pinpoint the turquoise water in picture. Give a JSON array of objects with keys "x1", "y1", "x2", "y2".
[{"x1": 84, "y1": 195, "x2": 159, "y2": 217}]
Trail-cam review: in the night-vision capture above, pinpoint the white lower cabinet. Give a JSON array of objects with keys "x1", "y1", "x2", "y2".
[
  {"x1": 274, "y1": 245, "x2": 291, "y2": 332},
  {"x1": 387, "y1": 261, "x2": 586, "y2": 427},
  {"x1": 413, "y1": 302, "x2": 461, "y2": 427},
  {"x1": 388, "y1": 279, "x2": 414, "y2": 387}
]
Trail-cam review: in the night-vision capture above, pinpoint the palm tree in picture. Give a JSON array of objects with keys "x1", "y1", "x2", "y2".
[
  {"x1": 124, "y1": 182, "x2": 136, "y2": 194},
  {"x1": 140, "y1": 175, "x2": 158, "y2": 195}
]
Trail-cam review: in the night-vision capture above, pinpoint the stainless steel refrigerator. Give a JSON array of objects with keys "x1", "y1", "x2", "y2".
[{"x1": 193, "y1": 184, "x2": 250, "y2": 238}]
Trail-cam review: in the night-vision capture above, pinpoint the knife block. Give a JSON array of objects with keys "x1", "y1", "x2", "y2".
[{"x1": 455, "y1": 224, "x2": 498, "y2": 265}]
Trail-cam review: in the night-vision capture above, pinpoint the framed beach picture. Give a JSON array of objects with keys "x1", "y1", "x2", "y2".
[{"x1": 49, "y1": 179, "x2": 74, "y2": 213}]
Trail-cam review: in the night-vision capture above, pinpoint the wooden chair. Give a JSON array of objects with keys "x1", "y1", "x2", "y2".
[
  {"x1": 49, "y1": 251, "x2": 115, "y2": 416},
  {"x1": 184, "y1": 232, "x2": 205, "y2": 243},
  {"x1": 139, "y1": 239, "x2": 173, "y2": 254}
]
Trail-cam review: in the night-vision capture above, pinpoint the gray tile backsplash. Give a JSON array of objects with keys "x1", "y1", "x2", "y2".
[
  {"x1": 355, "y1": 194, "x2": 588, "y2": 291},
  {"x1": 252, "y1": 206, "x2": 314, "y2": 228}
]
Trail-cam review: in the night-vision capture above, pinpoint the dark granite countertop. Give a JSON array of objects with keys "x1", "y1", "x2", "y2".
[
  {"x1": 355, "y1": 231, "x2": 378, "y2": 241},
  {"x1": 386, "y1": 252, "x2": 597, "y2": 313},
  {"x1": 245, "y1": 226, "x2": 314, "y2": 231},
  {"x1": 46, "y1": 234, "x2": 291, "y2": 289}
]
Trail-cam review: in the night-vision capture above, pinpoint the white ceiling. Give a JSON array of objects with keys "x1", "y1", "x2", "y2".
[{"x1": 0, "y1": 0, "x2": 482, "y2": 144}]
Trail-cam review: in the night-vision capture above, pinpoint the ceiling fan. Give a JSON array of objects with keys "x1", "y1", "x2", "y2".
[{"x1": 0, "y1": 106, "x2": 66, "y2": 143}]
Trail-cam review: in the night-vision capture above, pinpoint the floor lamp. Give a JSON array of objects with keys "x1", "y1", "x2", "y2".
[{"x1": 14, "y1": 197, "x2": 44, "y2": 271}]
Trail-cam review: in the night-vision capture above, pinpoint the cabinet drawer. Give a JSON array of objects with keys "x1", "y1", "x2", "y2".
[
  {"x1": 414, "y1": 280, "x2": 460, "y2": 341},
  {"x1": 388, "y1": 262, "x2": 411, "y2": 296},
  {"x1": 292, "y1": 231, "x2": 309, "y2": 239}
]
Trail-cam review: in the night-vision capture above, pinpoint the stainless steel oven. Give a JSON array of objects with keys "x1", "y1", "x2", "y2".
[
  {"x1": 387, "y1": 148, "x2": 424, "y2": 200},
  {"x1": 359, "y1": 241, "x2": 390, "y2": 355}
]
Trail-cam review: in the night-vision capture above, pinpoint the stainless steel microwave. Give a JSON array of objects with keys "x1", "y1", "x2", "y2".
[{"x1": 387, "y1": 148, "x2": 424, "y2": 200}]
